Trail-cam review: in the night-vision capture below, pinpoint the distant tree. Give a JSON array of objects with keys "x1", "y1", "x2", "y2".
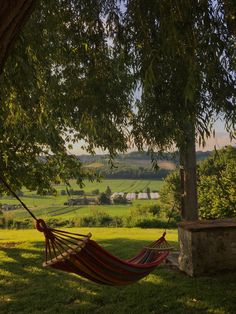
[
  {"x1": 159, "y1": 171, "x2": 181, "y2": 220},
  {"x1": 92, "y1": 189, "x2": 100, "y2": 195},
  {"x1": 98, "y1": 193, "x2": 111, "y2": 205},
  {"x1": 83, "y1": 197, "x2": 89, "y2": 205},
  {"x1": 105, "y1": 186, "x2": 112, "y2": 197},
  {"x1": 146, "y1": 187, "x2": 151, "y2": 196}
]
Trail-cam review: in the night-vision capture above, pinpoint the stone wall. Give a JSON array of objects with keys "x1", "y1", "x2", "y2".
[{"x1": 178, "y1": 219, "x2": 236, "y2": 276}]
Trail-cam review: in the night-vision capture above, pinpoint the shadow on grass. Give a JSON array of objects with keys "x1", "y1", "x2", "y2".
[{"x1": 0, "y1": 238, "x2": 235, "y2": 314}]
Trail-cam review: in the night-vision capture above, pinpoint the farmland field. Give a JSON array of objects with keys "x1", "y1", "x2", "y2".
[
  {"x1": 55, "y1": 179, "x2": 164, "y2": 193},
  {"x1": 0, "y1": 179, "x2": 164, "y2": 221}
]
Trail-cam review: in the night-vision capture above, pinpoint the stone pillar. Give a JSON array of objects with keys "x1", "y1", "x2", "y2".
[{"x1": 178, "y1": 219, "x2": 236, "y2": 276}]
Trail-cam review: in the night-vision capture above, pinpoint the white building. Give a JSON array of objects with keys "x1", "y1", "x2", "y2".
[
  {"x1": 111, "y1": 192, "x2": 125, "y2": 200},
  {"x1": 138, "y1": 192, "x2": 149, "y2": 199},
  {"x1": 150, "y1": 192, "x2": 160, "y2": 199},
  {"x1": 126, "y1": 192, "x2": 137, "y2": 201}
]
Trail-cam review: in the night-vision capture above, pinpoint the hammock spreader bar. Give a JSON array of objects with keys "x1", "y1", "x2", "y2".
[{"x1": 0, "y1": 176, "x2": 172, "y2": 286}]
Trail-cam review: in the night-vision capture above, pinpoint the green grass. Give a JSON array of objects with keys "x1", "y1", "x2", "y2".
[
  {"x1": 7, "y1": 204, "x2": 135, "y2": 221},
  {"x1": 55, "y1": 179, "x2": 164, "y2": 194},
  {"x1": 0, "y1": 228, "x2": 235, "y2": 314},
  {"x1": 5, "y1": 199, "x2": 161, "y2": 221},
  {"x1": 1, "y1": 179, "x2": 164, "y2": 221}
]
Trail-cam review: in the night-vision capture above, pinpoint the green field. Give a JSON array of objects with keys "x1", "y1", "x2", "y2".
[
  {"x1": 0, "y1": 228, "x2": 235, "y2": 314},
  {"x1": 1, "y1": 179, "x2": 164, "y2": 221},
  {"x1": 55, "y1": 179, "x2": 164, "y2": 194}
]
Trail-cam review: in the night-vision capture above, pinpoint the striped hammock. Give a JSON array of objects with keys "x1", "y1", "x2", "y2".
[{"x1": 36, "y1": 219, "x2": 171, "y2": 286}]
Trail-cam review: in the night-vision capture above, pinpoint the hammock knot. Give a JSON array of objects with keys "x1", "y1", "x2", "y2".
[{"x1": 36, "y1": 219, "x2": 54, "y2": 239}]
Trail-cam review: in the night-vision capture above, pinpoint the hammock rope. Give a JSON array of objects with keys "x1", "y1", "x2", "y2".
[{"x1": 0, "y1": 176, "x2": 173, "y2": 286}]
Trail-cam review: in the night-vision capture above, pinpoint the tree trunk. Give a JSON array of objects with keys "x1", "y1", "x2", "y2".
[
  {"x1": 0, "y1": 0, "x2": 36, "y2": 74},
  {"x1": 179, "y1": 126, "x2": 198, "y2": 221}
]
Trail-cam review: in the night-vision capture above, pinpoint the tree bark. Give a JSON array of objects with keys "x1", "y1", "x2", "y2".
[
  {"x1": 0, "y1": 0, "x2": 36, "y2": 74},
  {"x1": 179, "y1": 125, "x2": 198, "y2": 221}
]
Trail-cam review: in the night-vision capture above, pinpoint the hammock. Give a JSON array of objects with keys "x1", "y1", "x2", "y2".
[
  {"x1": 36, "y1": 219, "x2": 171, "y2": 286},
  {"x1": 1, "y1": 177, "x2": 172, "y2": 286}
]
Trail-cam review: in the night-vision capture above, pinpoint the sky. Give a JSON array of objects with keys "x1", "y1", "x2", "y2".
[
  {"x1": 71, "y1": 118, "x2": 235, "y2": 155},
  {"x1": 197, "y1": 119, "x2": 235, "y2": 151}
]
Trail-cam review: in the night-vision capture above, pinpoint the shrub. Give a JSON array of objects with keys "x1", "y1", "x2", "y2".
[
  {"x1": 123, "y1": 215, "x2": 136, "y2": 228},
  {"x1": 112, "y1": 195, "x2": 128, "y2": 204},
  {"x1": 159, "y1": 146, "x2": 236, "y2": 220},
  {"x1": 135, "y1": 218, "x2": 177, "y2": 228},
  {"x1": 111, "y1": 216, "x2": 123, "y2": 227},
  {"x1": 97, "y1": 214, "x2": 113, "y2": 226},
  {"x1": 148, "y1": 204, "x2": 161, "y2": 216},
  {"x1": 130, "y1": 205, "x2": 150, "y2": 217},
  {"x1": 98, "y1": 193, "x2": 111, "y2": 205},
  {"x1": 67, "y1": 189, "x2": 85, "y2": 196},
  {"x1": 159, "y1": 171, "x2": 181, "y2": 214},
  {"x1": 91, "y1": 189, "x2": 100, "y2": 195},
  {"x1": 198, "y1": 146, "x2": 236, "y2": 219},
  {"x1": 16, "y1": 190, "x2": 24, "y2": 197},
  {"x1": 78, "y1": 216, "x2": 97, "y2": 227}
]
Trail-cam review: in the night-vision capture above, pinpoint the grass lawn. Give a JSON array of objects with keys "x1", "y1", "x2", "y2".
[{"x1": 0, "y1": 228, "x2": 235, "y2": 314}]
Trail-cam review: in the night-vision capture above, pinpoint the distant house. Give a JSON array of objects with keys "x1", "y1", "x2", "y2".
[
  {"x1": 64, "y1": 197, "x2": 97, "y2": 206},
  {"x1": 138, "y1": 193, "x2": 149, "y2": 200},
  {"x1": 1, "y1": 204, "x2": 21, "y2": 211},
  {"x1": 86, "y1": 198, "x2": 98, "y2": 205},
  {"x1": 126, "y1": 193, "x2": 137, "y2": 201},
  {"x1": 111, "y1": 192, "x2": 124, "y2": 200},
  {"x1": 150, "y1": 192, "x2": 160, "y2": 199}
]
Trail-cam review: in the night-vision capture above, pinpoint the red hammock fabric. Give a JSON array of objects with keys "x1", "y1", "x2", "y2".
[
  {"x1": 45, "y1": 239, "x2": 169, "y2": 286},
  {"x1": 36, "y1": 220, "x2": 170, "y2": 286}
]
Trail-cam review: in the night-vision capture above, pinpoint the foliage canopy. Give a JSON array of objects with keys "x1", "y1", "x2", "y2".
[{"x1": 0, "y1": 0, "x2": 133, "y2": 192}]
